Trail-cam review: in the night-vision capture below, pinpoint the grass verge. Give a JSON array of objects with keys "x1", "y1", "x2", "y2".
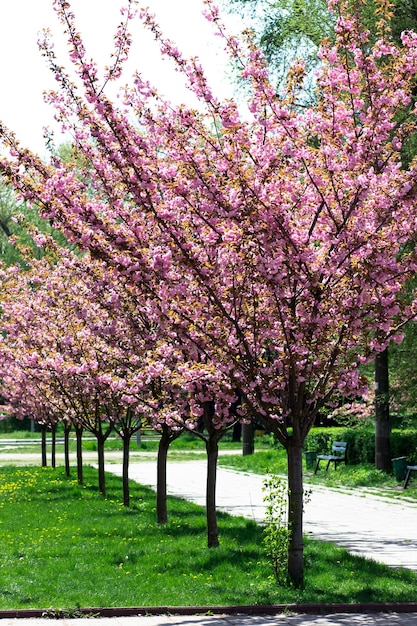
[{"x1": 1, "y1": 464, "x2": 417, "y2": 609}]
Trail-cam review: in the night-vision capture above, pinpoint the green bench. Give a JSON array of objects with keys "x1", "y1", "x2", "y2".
[
  {"x1": 314, "y1": 441, "x2": 348, "y2": 474},
  {"x1": 403, "y1": 465, "x2": 417, "y2": 489}
]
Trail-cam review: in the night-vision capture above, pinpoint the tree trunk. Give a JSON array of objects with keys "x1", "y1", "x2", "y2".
[
  {"x1": 242, "y1": 422, "x2": 254, "y2": 456},
  {"x1": 157, "y1": 431, "x2": 170, "y2": 524},
  {"x1": 41, "y1": 425, "x2": 47, "y2": 467},
  {"x1": 287, "y1": 438, "x2": 304, "y2": 588},
  {"x1": 375, "y1": 348, "x2": 391, "y2": 471},
  {"x1": 122, "y1": 433, "x2": 131, "y2": 507},
  {"x1": 136, "y1": 426, "x2": 141, "y2": 445},
  {"x1": 206, "y1": 437, "x2": 219, "y2": 548},
  {"x1": 75, "y1": 424, "x2": 83, "y2": 485},
  {"x1": 97, "y1": 433, "x2": 106, "y2": 497},
  {"x1": 156, "y1": 425, "x2": 183, "y2": 524},
  {"x1": 64, "y1": 423, "x2": 71, "y2": 477},
  {"x1": 51, "y1": 424, "x2": 57, "y2": 469},
  {"x1": 232, "y1": 422, "x2": 241, "y2": 442}
]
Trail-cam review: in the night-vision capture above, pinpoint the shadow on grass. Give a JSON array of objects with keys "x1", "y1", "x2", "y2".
[{"x1": 304, "y1": 539, "x2": 417, "y2": 603}]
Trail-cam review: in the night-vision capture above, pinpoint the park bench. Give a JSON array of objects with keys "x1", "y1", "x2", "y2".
[
  {"x1": 403, "y1": 465, "x2": 417, "y2": 489},
  {"x1": 314, "y1": 441, "x2": 348, "y2": 474},
  {"x1": 135, "y1": 426, "x2": 161, "y2": 444}
]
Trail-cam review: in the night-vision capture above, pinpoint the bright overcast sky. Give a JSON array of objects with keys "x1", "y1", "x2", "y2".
[{"x1": 0, "y1": 0, "x2": 244, "y2": 157}]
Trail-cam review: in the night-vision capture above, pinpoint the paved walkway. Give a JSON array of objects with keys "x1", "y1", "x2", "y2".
[{"x1": 108, "y1": 460, "x2": 417, "y2": 571}]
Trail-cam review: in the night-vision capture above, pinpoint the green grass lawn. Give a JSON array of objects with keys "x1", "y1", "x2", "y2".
[{"x1": 1, "y1": 464, "x2": 417, "y2": 610}]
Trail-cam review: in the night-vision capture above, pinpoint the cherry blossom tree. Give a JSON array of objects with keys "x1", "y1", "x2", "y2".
[
  {"x1": 0, "y1": 240, "x2": 232, "y2": 527},
  {"x1": 3, "y1": 0, "x2": 417, "y2": 586},
  {"x1": 0, "y1": 257, "x2": 100, "y2": 483},
  {"x1": 0, "y1": 359, "x2": 63, "y2": 468},
  {"x1": 0, "y1": 252, "x2": 163, "y2": 501}
]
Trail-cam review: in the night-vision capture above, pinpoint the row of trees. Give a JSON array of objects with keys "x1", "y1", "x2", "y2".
[
  {"x1": 2, "y1": 0, "x2": 417, "y2": 586},
  {"x1": 0, "y1": 245, "x2": 241, "y2": 541}
]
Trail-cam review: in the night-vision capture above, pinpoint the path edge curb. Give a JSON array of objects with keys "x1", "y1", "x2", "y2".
[{"x1": 2, "y1": 603, "x2": 417, "y2": 619}]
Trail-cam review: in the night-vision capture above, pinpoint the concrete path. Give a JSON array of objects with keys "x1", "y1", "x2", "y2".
[{"x1": 108, "y1": 460, "x2": 417, "y2": 571}]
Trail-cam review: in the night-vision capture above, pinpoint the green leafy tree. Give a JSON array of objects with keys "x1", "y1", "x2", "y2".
[
  {"x1": 0, "y1": 180, "x2": 74, "y2": 266},
  {"x1": 224, "y1": 0, "x2": 334, "y2": 92},
  {"x1": 224, "y1": 0, "x2": 417, "y2": 65}
]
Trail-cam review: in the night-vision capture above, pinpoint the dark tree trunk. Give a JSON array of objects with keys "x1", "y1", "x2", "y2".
[
  {"x1": 206, "y1": 436, "x2": 219, "y2": 547},
  {"x1": 122, "y1": 433, "x2": 132, "y2": 507},
  {"x1": 157, "y1": 430, "x2": 170, "y2": 524},
  {"x1": 156, "y1": 424, "x2": 183, "y2": 524},
  {"x1": 375, "y1": 348, "x2": 391, "y2": 471},
  {"x1": 97, "y1": 433, "x2": 106, "y2": 497},
  {"x1": 41, "y1": 425, "x2": 47, "y2": 467},
  {"x1": 75, "y1": 424, "x2": 83, "y2": 485},
  {"x1": 51, "y1": 424, "x2": 57, "y2": 469},
  {"x1": 287, "y1": 436, "x2": 304, "y2": 588},
  {"x1": 242, "y1": 422, "x2": 254, "y2": 455},
  {"x1": 232, "y1": 422, "x2": 241, "y2": 442},
  {"x1": 64, "y1": 423, "x2": 71, "y2": 477}
]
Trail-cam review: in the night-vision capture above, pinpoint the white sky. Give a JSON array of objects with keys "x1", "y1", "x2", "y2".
[{"x1": 0, "y1": 0, "x2": 244, "y2": 157}]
